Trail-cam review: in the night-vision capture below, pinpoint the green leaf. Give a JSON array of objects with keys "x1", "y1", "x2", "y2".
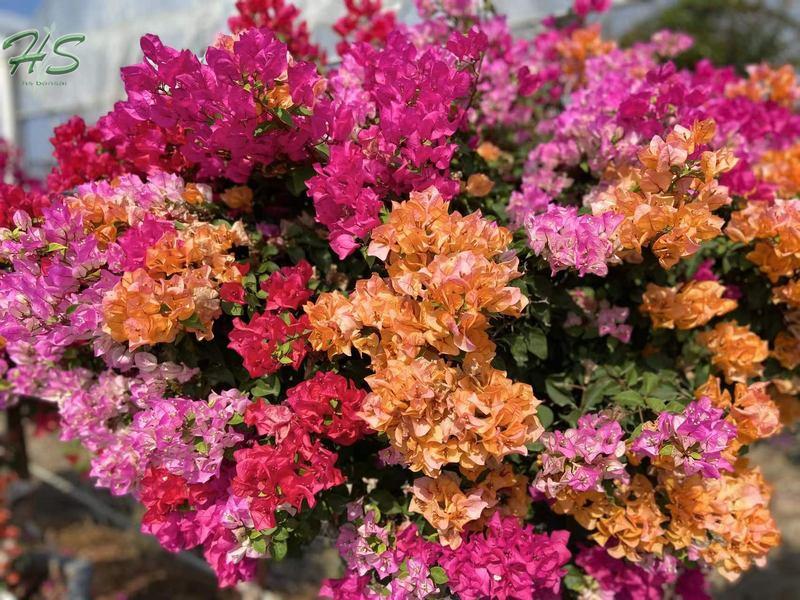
[
  {"x1": 510, "y1": 335, "x2": 529, "y2": 367},
  {"x1": 644, "y1": 396, "x2": 667, "y2": 412},
  {"x1": 582, "y1": 378, "x2": 611, "y2": 411},
  {"x1": 287, "y1": 164, "x2": 315, "y2": 196},
  {"x1": 314, "y1": 142, "x2": 330, "y2": 159},
  {"x1": 527, "y1": 327, "x2": 548, "y2": 359},
  {"x1": 398, "y1": 560, "x2": 409, "y2": 577},
  {"x1": 429, "y1": 566, "x2": 448, "y2": 585},
  {"x1": 180, "y1": 313, "x2": 205, "y2": 330},
  {"x1": 371, "y1": 489, "x2": 396, "y2": 512},
  {"x1": 242, "y1": 272, "x2": 257, "y2": 290},
  {"x1": 650, "y1": 382, "x2": 679, "y2": 401},
  {"x1": 251, "y1": 537, "x2": 267, "y2": 555},
  {"x1": 275, "y1": 107, "x2": 294, "y2": 127},
  {"x1": 545, "y1": 378, "x2": 576, "y2": 407},
  {"x1": 251, "y1": 376, "x2": 281, "y2": 398},
  {"x1": 665, "y1": 400, "x2": 686, "y2": 412},
  {"x1": 271, "y1": 539, "x2": 288, "y2": 561},
  {"x1": 563, "y1": 565, "x2": 585, "y2": 592},
  {"x1": 659, "y1": 444, "x2": 674, "y2": 456},
  {"x1": 537, "y1": 405, "x2": 554, "y2": 430},
  {"x1": 259, "y1": 261, "x2": 280, "y2": 274},
  {"x1": 613, "y1": 390, "x2": 643, "y2": 408},
  {"x1": 562, "y1": 409, "x2": 581, "y2": 427},
  {"x1": 641, "y1": 372, "x2": 659, "y2": 395},
  {"x1": 227, "y1": 413, "x2": 244, "y2": 426},
  {"x1": 221, "y1": 301, "x2": 244, "y2": 316},
  {"x1": 46, "y1": 242, "x2": 67, "y2": 253}
]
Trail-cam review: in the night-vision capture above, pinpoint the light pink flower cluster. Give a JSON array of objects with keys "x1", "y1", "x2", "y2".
[
  {"x1": 0, "y1": 202, "x2": 110, "y2": 366},
  {"x1": 526, "y1": 205, "x2": 623, "y2": 277},
  {"x1": 321, "y1": 502, "x2": 444, "y2": 600},
  {"x1": 630, "y1": 397, "x2": 738, "y2": 478},
  {"x1": 567, "y1": 288, "x2": 633, "y2": 343},
  {"x1": 533, "y1": 413, "x2": 629, "y2": 497},
  {"x1": 59, "y1": 371, "x2": 239, "y2": 495}
]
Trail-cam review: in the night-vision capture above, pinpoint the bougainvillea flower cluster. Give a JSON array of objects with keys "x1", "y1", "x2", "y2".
[{"x1": 0, "y1": 0, "x2": 797, "y2": 597}]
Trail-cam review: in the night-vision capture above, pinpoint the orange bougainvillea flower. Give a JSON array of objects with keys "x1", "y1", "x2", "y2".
[
  {"x1": 467, "y1": 464, "x2": 531, "y2": 524},
  {"x1": 664, "y1": 460, "x2": 781, "y2": 581},
  {"x1": 695, "y1": 374, "x2": 733, "y2": 410},
  {"x1": 465, "y1": 173, "x2": 494, "y2": 197},
  {"x1": 100, "y1": 215, "x2": 246, "y2": 350},
  {"x1": 592, "y1": 475, "x2": 668, "y2": 562},
  {"x1": 697, "y1": 321, "x2": 769, "y2": 383},
  {"x1": 551, "y1": 476, "x2": 667, "y2": 563},
  {"x1": 220, "y1": 185, "x2": 254, "y2": 212},
  {"x1": 408, "y1": 466, "x2": 531, "y2": 548},
  {"x1": 409, "y1": 471, "x2": 490, "y2": 549},
  {"x1": 694, "y1": 376, "x2": 781, "y2": 452},
  {"x1": 729, "y1": 382, "x2": 783, "y2": 444},
  {"x1": 726, "y1": 199, "x2": 800, "y2": 282},
  {"x1": 594, "y1": 121, "x2": 737, "y2": 269},
  {"x1": 640, "y1": 280, "x2": 737, "y2": 330},
  {"x1": 555, "y1": 24, "x2": 616, "y2": 81},
  {"x1": 550, "y1": 489, "x2": 611, "y2": 534},
  {"x1": 305, "y1": 188, "x2": 543, "y2": 477},
  {"x1": 103, "y1": 267, "x2": 218, "y2": 350},
  {"x1": 746, "y1": 242, "x2": 800, "y2": 283},
  {"x1": 145, "y1": 222, "x2": 247, "y2": 282},
  {"x1": 785, "y1": 309, "x2": 800, "y2": 341},
  {"x1": 476, "y1": 141, "x2": 502, "y2": 162},
  {"x1": 367, "y1": 187, "x2": 519, "y2": 271},
  {"x1": 304, "y1": 290, "x2": 360, "y2": 358},
  {"x1": 772, "y1": 279, "x2": 800, "y2": 309},
  {"x1": 67, "y1": 192, "x2": 131, "y2": 247},
  {"x1": 773, "y1": 331, "x2": 800, "y2": 370},
  {"x1": 726, "y1": 63, "x2": 800, "y2": 108},
  {"x1": 182, "y1": 182, "x2": 213, "y2": 206},
  {"x1": 361, "y1": 353, "x2": 541, "y2": 477},
  {"x1": 757, "y1": 142, "x2": 800, "y2": 198},
  {"x1": 67, "y1": 176, "x2": 211, "y2": 246}
]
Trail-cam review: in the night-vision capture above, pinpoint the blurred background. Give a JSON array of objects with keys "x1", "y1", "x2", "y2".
[{"x1": 0, "y1": 1, "x2": 799, "y2": 598}]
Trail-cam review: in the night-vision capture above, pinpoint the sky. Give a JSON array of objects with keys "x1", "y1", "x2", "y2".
[{"x1": 0, "y1": 0, "x2": 41, "y2": 16}]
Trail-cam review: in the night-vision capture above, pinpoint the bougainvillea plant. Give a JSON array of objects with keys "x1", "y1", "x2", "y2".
[{"x1": 0, "y1": 0, "x2": 798, "y2": 597}]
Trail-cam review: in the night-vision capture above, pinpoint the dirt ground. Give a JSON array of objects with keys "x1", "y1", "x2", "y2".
[{"x1": 7, "y1": 423, "x2": 800, "y2": 599}]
